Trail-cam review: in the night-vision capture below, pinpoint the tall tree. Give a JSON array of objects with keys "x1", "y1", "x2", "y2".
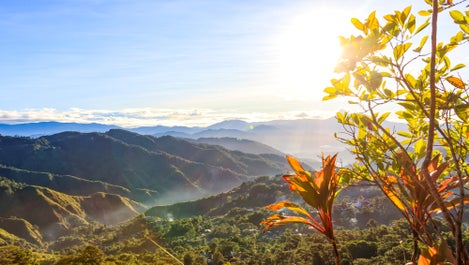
[{"x1": 323, "y1": 0, "x2": 469, "y2": 263}]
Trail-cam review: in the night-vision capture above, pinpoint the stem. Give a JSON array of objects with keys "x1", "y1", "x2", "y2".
[
  {"x1": 424, "y1": 1, "x2": 464, "y2": 264},
  {"x1": 331, "y1": 237, "x2": 340, "y2": 265},
  {"x1": 411, "y1": 230, "x2": 419, "y2": 263}
]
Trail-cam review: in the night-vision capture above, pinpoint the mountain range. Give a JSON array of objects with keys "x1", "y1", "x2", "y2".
[
  {"x1": 0, "y1": 118, "x2": 356, "y2": 163},
  {"x1": 0, "y1": 128, "x2": 290, "y2": 245}
]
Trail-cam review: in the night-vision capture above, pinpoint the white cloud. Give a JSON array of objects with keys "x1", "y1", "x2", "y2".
[{"x1": 0, "y1": 108, "x2": 336, "y2": 128}]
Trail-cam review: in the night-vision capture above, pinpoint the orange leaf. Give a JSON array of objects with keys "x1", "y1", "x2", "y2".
[
  {"x1": 446, "y1": 76, "x2": 466, "y2": 89},
  {"x1": 260, "y1": 215, "x2": 320, "y2": 233},
  {"x1": 286, "y1": 155, "x2": 308, "y2": 176},
  {"x1": 265, "y1": 201, "x2": 312, "y2": 218},
  {"x1": 382, "y1": 185, "x2": 407, "y2": 211}
]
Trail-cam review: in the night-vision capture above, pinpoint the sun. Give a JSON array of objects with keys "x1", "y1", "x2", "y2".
[{"x1": 269, "y1": 6, "x2": 348, "y2": 102}]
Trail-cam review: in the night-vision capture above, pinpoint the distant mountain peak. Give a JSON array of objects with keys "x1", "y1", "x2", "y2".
[{"x1": 207, "y1": 120, "x2": 251, "y2": 131}]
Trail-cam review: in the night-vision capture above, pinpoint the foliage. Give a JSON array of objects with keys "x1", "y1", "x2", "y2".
[
  {"x1": 0, "y1": 245, "x2": 37, "y2": 265},
  {"x1": 323, "y1": 0, "x2": 469, "y2": 263},
  {"x1": 261, "y1": 154, "x2": 342, "y2": 264}
]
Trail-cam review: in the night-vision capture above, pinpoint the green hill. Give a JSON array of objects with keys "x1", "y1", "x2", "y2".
[{"x1": 0, "y1": 131, "x2": 288, "y2": 203}]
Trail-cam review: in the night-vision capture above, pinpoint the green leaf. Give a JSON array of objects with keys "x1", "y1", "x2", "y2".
[
  {"x1": 414, "y1": 35, "x2": 428, "y2": 53},
  {"x1": 460, "y1": 24, "x2": 469, "y2": 34},
  {"x1": 450, "y1": 10, "x2": 465, "y2": 24},
  {"x1": 450, "y1": 63, "x2": 465, "y2": 71},
  {"x1": 414, "y1": 138, "x2": 426, "y2": 157},
  {"x1": 383, "y1": 88, "x2": 394, "y2": 98},
  {"x1": 401, "y1": 6, "x2": 412, "y2": 23},
  {"x1": 369, "y1": 71, "x2": 383, "y2": 90},
  {"x1": 455, "y1": 104, "x2": 469, "y2": 122},
  {"x1": 351, "y1": 18, "x2": 364, "y2": 31},
  {"x1": 393, "y1": 43, "x2": 412, "y2": 61},
  {"x1": 377, "y1": 112, "x2": 390, "y2": 124},
  {"x1": 415, "y1": 19, "x2": 430, "y2": 35},
  {"x1": 367, "y1": 11, "x2": 379, "y2": 31},
  {"x1": 397, "y1": 131, "x2": 413, "y2": 138},
  {"x1": 398, "y1": 101, "x2": 417, "y2": 111},
  {"x1": 406, "y1": 14, "x2": 416, "y2": 33},
  {"x1": 418, "y1": 10, "x2": 432, "y2": 17}
]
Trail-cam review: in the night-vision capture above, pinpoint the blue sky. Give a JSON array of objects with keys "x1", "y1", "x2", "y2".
[{"x1": 0, "y1": 0, "x2": 465, "y2": 127}]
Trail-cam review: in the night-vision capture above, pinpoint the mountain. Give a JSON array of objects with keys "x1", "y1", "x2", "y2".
[
  {"x1": 145, "y1": 176, "x2": 290, "y2": 219},
  {"x1": 151, "y1": 118, "x2": 348, "y2": 163},
  {"x1": 0, "y1": 129, "x2": 289, "y2": 245},
  {"x1": 190, "y1": 137, "x2": 284, "y2": 156},
  {"x1": 0, "y1": 118, "x2": 363, "y2": 163},
  {"x1": 0, "y1": 122, "x2": 119, "y2": 137},
  {"x1": 0, "y1": 130, "x2": 288, "y2": 203},
  {"x1": 206, "y1": 119, "x2": 251, "y2": 130},
  {"x1": 0, "y1": 178, "x2": 144, "y2": 241},
  {"x1": 129, "y1": 125, "x2": 204, "y2": 136},
  {"x1": 0, "y1": 165, "x2": 131, "y2": 197}
]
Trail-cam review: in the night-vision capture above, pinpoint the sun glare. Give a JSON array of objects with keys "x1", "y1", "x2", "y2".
[{"x1": 269, "y1": 6, "x2": 348, "y2": 102}]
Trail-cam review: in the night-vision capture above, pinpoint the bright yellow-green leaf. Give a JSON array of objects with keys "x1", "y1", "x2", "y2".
[
  {"x1": 322, "y1": 94, "x2": 337, "y2": 101},
  {"x1": 455, "y1": 104, "x2": 469, "y2": 122},
  {"x1": 414, "y1": 35, "x2": 428, "y2": 53},
  {"x1": 383, "y1": 14, "x2": 395, "y2": 22},
  {"x1": 450, "y1": 31, "x2": 465, "y2": 44},
  {"x1": 415, "y1": 19, "x2": 430, "y2": 35},
  {"x1": 450, "y1": 10, "x2": 465, "y2": 24},
  {"x1": 393, "y1": 43, "x2": 412, "y2": 61},
  {"x1": 351, "y1": 17, "x2": 364, "y2": 31},
  {"x1": 414, "y1": 138, "x2": 426, "y2": 157},
  {"x1": 418, "y1": 10, "x2": 432, "y2": 16},
  {"x1": 450, "y1": 63, "x2": 465, "y2": 71},
  {"x1": 367, "y1": 11, "x2": 379, "y2": 31},
  {"x1": 397, "y1": 131, "x2": 413, "y2": 138},
  {"x1": 377, "y1": 112, "x2": 390, "y2": 124},
  {"x1": 406, "y1": 14, "x2": 416, "y2": 33},
  {"x1": 461, "y1": 24, "x2": 469, "y2": 34},
  {"x1": 401, "y1": 6, "x2": 412, "y2": 25}
]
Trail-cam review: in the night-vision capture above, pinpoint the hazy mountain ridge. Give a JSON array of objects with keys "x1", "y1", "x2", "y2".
[
  {"x1": 0, "y1": 122, "x2": 119, "y2": 137},
  {"x1": 0, "y1": 129, "x2": 289, "y2": 244},
  {"x1": 145, "y1": 176, "x2": 290, "y2": 219},
  {"x1": 0, "y1": 118, "x2": 351, "y2": 162},
  {"x1": 190, "y1": 137, "x2": 284, "y2": 156},
  {"x1": 0, "y1": 177, "x2": 143, "y2": 243}
]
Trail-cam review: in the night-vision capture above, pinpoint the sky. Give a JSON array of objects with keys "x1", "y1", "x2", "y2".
[{"x1": 0, "y1": 0, "x2": 466, "y2": 127}]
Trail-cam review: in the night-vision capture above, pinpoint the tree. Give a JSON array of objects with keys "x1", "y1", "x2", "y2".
[
  {"x1": 0, "y1": 246, "x2": 37, "y2": 265},
  {"x1": 211, "y1": 251, "x2": 225, "y2": 265},
  {"x1": 183, "y1": 252, "x2": 195, "y2": 265},
  {"x1": 323, "y1": 0, "x2": 469, "y2": 263}
]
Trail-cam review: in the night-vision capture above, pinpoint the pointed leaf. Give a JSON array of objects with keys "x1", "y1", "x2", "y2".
[
  {"x1": 351, "y1": 18, "x2": 364, "y2": 31},
  {"x1": 446, "y1": 76, "x2": 466, "y2": 89},
  {"x1": 450, "y1": 10, "x2": 465, "y2": 23},
  {"x1": 415, "y1": 19, "x2": 430, "y2": 35},
  {"x1": 266, "y1": 201, "x2": 312, "y2": 218},
  {"x1": 286, "y1": 155, "x2": 309, "y2": 176},
  {"x1": 382, "y1": 184, "x2": 407, "y2": 211}
]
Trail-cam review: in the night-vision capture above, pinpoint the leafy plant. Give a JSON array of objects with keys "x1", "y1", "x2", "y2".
[
  {"x1": 261, "y1": 154, "x2": 341, "y2": 264},
  {"x1": 323, "y1": 0, "x2": 469, "y2": 263}
]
